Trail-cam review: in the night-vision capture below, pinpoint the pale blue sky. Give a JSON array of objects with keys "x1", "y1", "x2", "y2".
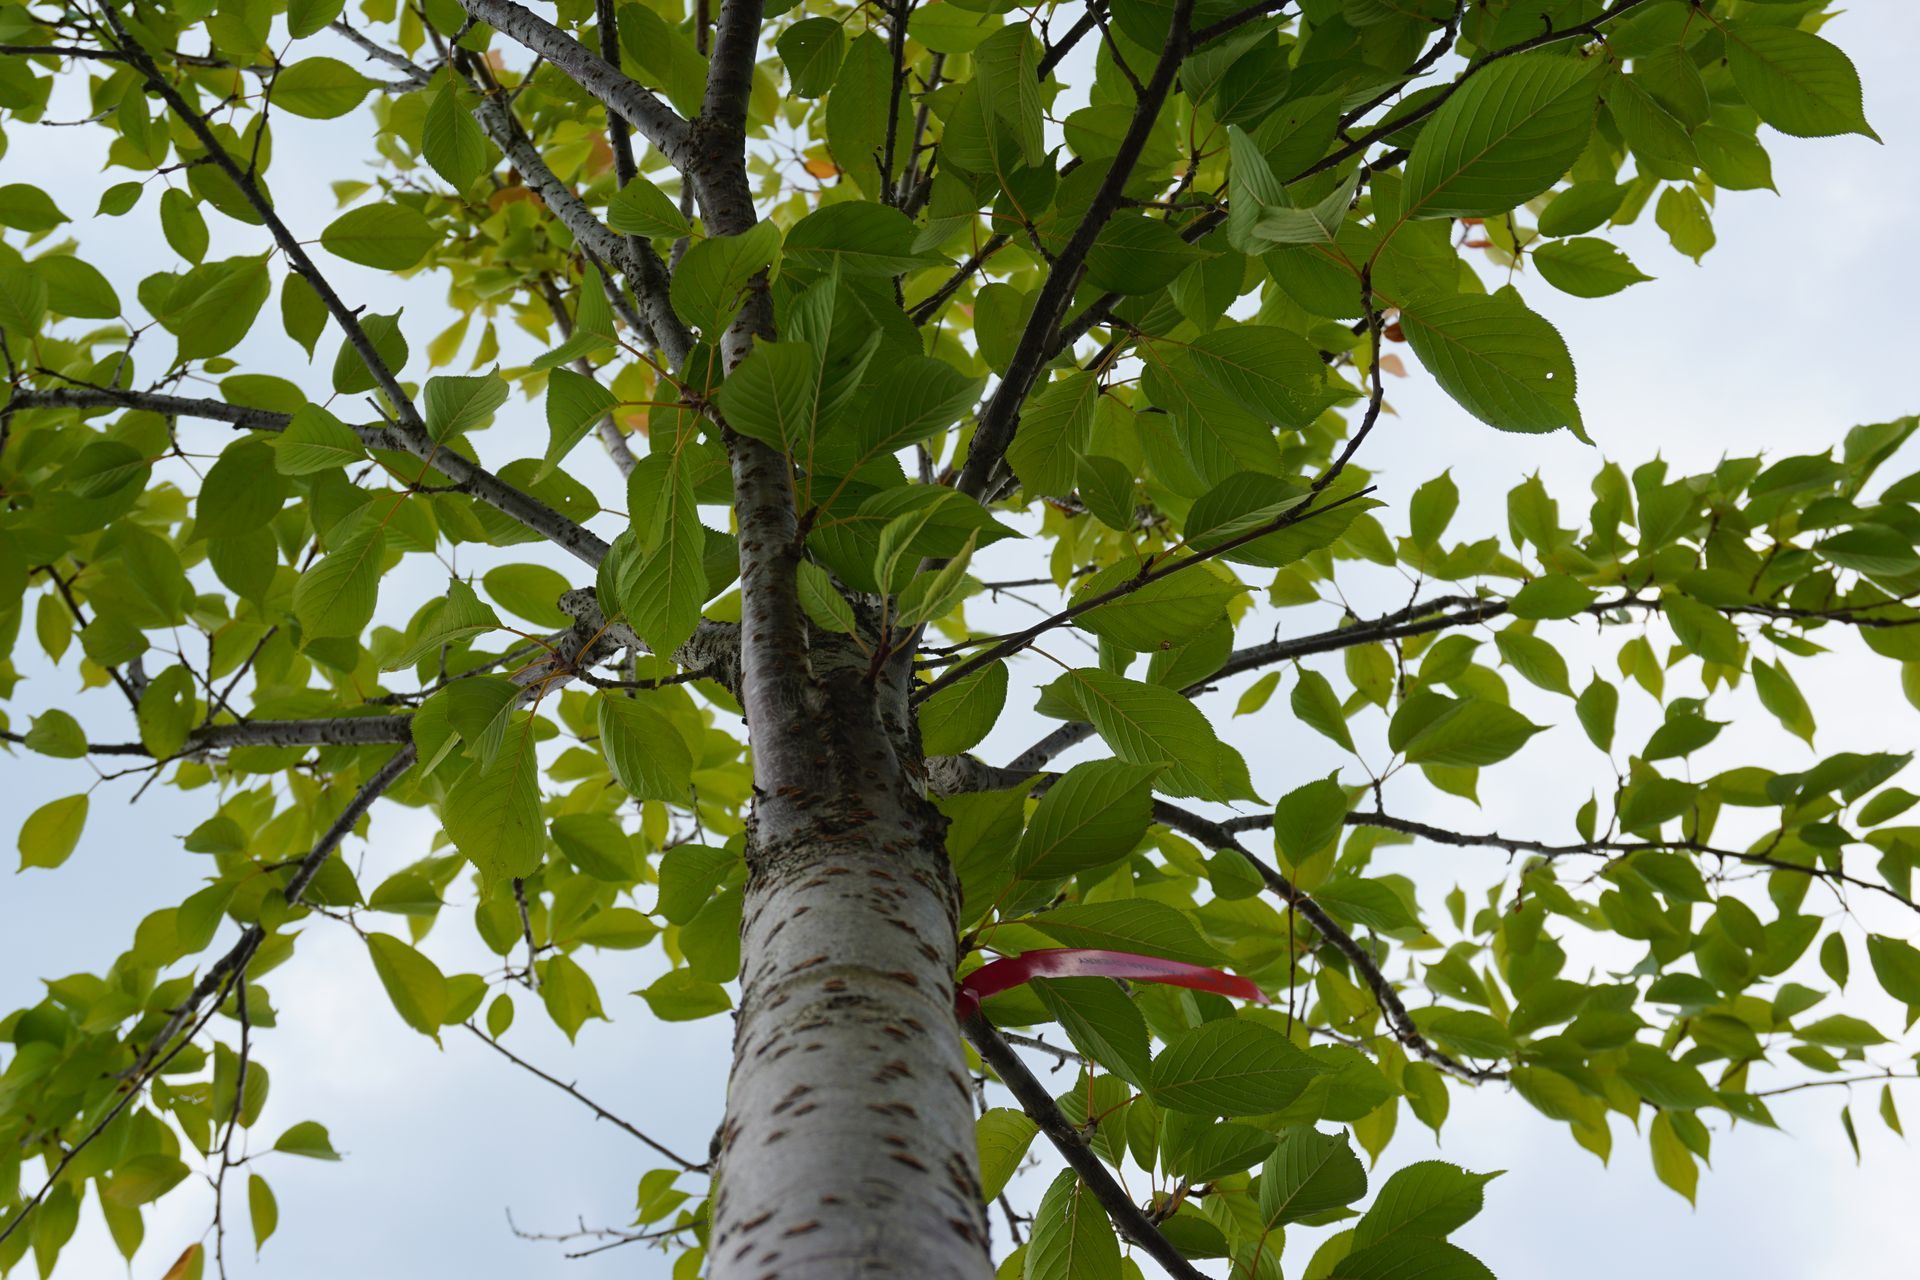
[{"x1": 5, "y1": 7, "x2": 1920, "y2": 1277}]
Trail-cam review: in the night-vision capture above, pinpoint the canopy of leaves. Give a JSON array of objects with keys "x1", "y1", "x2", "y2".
[{"x1": 0, "y1": 0, "x2": 1912, "y2": 1275}]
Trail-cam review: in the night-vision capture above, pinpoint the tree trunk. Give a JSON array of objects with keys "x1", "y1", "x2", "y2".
[
  {"x1": 708, "y1": 636, "x2": 991, "y2": 1278},
  {"x1": 688, "y1": 3, "x2": 991, "y2": 1266}
]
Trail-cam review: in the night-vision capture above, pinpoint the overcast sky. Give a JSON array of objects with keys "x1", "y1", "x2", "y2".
[{"x1": 5, "y1": 7, "x2": 1920, "y2": 1278}]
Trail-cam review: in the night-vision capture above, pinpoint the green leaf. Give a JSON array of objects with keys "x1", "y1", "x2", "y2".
[
  {"x1": 196, "y1": 439, "x2": 286, "y2": 539},
  {"x1": 1508, "y1": 574, "x2": 1595, "y2": 620},
  {"x1": 1537, "y1": 180, "x2": 1627, "y2": 236},
  {"x1": 1006, "y1": 372, "x2": 1098, "y2": 495},
  {"x1": 37, "y1": 254, "x2": 121, "y2": 318},
  {"x1": 874, "y1": 501, "x2": 946, "y2": 594},
  {"x1": 18, "y1": 794, "x2": 88, "y2": 870},
  {"x1": 1151, "y1": 1018, "x2": 1327, "y2": 1115},
  {"x1": 97, "y1": 182, "x2": 143, "y2": 217},
  {"x1": 1076, "y1": 455, "x2": 1137, "y2": 532},
  {"x1": 1292, "y1": 667, "x2": 1356, "y2": 751},
  {"x1": 1402, "y1": 54, "x2": 1600, "y2": 219},
  {"x1": 597, "y1": 692, "x2": 695, "y2": 803},
  {"x1": 0, "y1": 182, "x2": 68, "y2": 232},
  {"x1": 1069, "y1": 559, "x2": 1241, "y2": 652},
  {"x1": 639, "y1": 968, "x2": 733, "y2": 1021},
  {"x1": 1724, "y1": 21, "x2": 1878, "y2": 141},
  {"x1": 386, "y1": 578, "x2": 503, "y2": 669},
  {"x1": 670, "y1": 221, "x2": 781, "y2": 334},
  {"x1": 1495, "y1": 628, "x2": 1572, "y2": 696},
  {"x1": 424, "y1": 370, "x2": 509, "y2": 440},
  {"x1": 293, "y1": 524, "x2": 387, "y2": 641},
  {"x1": 1274, "y1": 778, "x2": 1347, "y2": 866},
  {"x1": 1695, "y1": 124, "x2": 1776, "y2": 191},
  {"x1": 246, "y1": 1173, "x2": 278, "y2": 1253},
  {"x1": 0, "y1": 265, "x2": 48, "y2": 335},
  {"x1": 1186, "y1": 325, "x2": 1338, "y2": 429},
  {"x1": 1259, "y1": 1126, "x2": 1367, "y2": 1226},
  {"x1": 273, "y1": 57, "x2": 376, "y2": 119},
  {"x1": 1014, "y1": 759, "x2": 1163, "y2": 881},
  {"x1": 777, "y1": 16, "x2": 847, "y2": 98},
  {"x1": 320, "y1": 202, "x2": 438, "y2": 270},
  {"x1": 1400, "y1": 291, "x2": 1580, "y2": 434},
  {"x1": 1313, "y1": 876, "x2": 1418, "y2": 932},
  {"x1": 1531, "y1": 238, "x2": 1652, "y2": 298},
  {"x1": 24, "y1": 708, "x2": 88, "y2": 758},
  {"x1": 282, "y1": 273, "x2": 328, "y2": 356},
  {"x1": 974, "y1": 24, "x2": 1045, "y2": 167},
  {"x1": 423, "y1": 71, "x2": 497, "y2": 190},
  {"x1": 483, "y1": 563, "x2": 572, "y2": 628},
  {"x1": 1752, "y1": 657, "x2": 1815, "y2": 744},
  {"x1": 136, "y1": 665, "x2": 196, "y2": 757},
  {"x1": 1026, "y1": 900, "x2": 1219, "y2": 965},
  {"x1": 1620, "y1": 1043, "x2": 1716, "y2": 1109},
  {"x1": 1031, "y1": 976, "x2": 1153, "y2": 1088},
  {"x1": 830, "y1": 354, "x2": 983, "y2": 471},
  {"x1": 1024, "y1": 1169, "x2": 1119, "y2": 1280},
  {"x1": 919, "y1": 660, "x2": 1008, "y2": 756},
  {"x1": 1085, "y1": 214, "x2": 1209, "y2": 295},
  {"x1": 1664, "y1": 596, "x2": 1742, "y2": 666},
  {"x1": 103, "y1": 1154, "x2": 190, "y2": 1207},
  {"x1": 274, "y1": 404, "x2": 365, "y2": 474},
  {"x1": 1250, "y1": 167, "x2": 1363, "y2": 247},
  {"x1": 1236, "y1": 672, "x2": 1282, "y2": 717},
  {"x1": 786, "y1": 202, "x2": 949, "y2": 277},
  {"x1": 444, "y1": 717, "x2": 545, "y2": 881},
  {"x1": 714, "y1": 339, "x2": 826, "y2": 459},
  {"x1": 897, "y1": 531, "x2": 977, "y2": 627},
  {"x1": 552, "y1": 814, "x2": 640, "y2": 883},
  {"x1": 824, "y1": 31, "x2": 904, "y2": 197},
  {"x1": 1656, "y1": 184, "x2": 1716, "y2": 262},
  {"x1": 977, "y1": 1109, "x2": 1040, "y2": 1202},
  {"x1": 1866, "y1": 934, "x2": 1920, "y2": 1007},
  {"x1": 540, "y1": 953, "x2": 607, "y2": 1042},
  {"x1": 1391, "y1": 693, "x2": 1544, "y2": 767},
  {"x1": 366, "y1": 932, "x2": 450, "y2": 1039},
  {"x1": 796, "y1": 559, "x2": 858, "y2": 635},
  {"x1": 607, "y1": 467, "x2": 709, "y2": 658},
  {"x1": 164, "y1": 256, "x2": 272, "y2": 362},
  {"x1": 607, "y1": 176, "x2": 691, "y2": 239},
  {"x1": 1427, "y1": 1009, "x2": 1517, "y2": 1060},
  {"x1": 1045, "y1": 668, "x2": 1258, "y2": 803},
  {"x1": 1352, "y1": 1162, "x2": 1497, "y2": 1248},
  {"x1": 273, "y1": 1120, "x2": 342, "y2": 1160},
  {"x1": 332, "y1": 308, "x2": 411, "y2": 393},
  {"x1": 1649, "y1": 1112, "x2": 1698, "y2": 1204},
  {"x1": 1324, "y1": 1236, "x2": 1495, "y2": 1280},
  {"x1": 287, "y1": 0, "x2": 347, "y2": 38}
]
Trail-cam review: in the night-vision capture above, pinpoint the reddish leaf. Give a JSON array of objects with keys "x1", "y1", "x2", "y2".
[{"x1": 957, "y1": 948, "x2": 1266, "y2": 1015}]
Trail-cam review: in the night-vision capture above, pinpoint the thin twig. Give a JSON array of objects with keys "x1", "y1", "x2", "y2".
[{"x1": 462, "y1": 1023, "x2": 708, "y2": 1171}]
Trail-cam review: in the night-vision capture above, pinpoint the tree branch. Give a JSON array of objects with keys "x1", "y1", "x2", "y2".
[
  {"x1": 915, "y1": 486, "x2": 1376, "y2": 702},
  {"x1": 1279, "y1": 810, "x2": 1920, "y2": 915},
  {"x1": 179, "y1": 715, "x2": 413, "y2": 752},
  {"x1": 95, "y1": 2, "x2": 616, "y2": 572},
  {"x1": 1140, "y1": 801, "x2": 1506, "y2": 1083},
  {"x1": 929, "y1": 761, "x2": 1502, "y2": 1085},
  {"x1": 462, "y1": 1023, "x2": 709, "y2": 1170},
  {"x1": 960, "y1": 1009, "x2": 1219, "y2": 1280},
  {"x1": 464, "y1": 65, "x2": 692, "y2": 364},
  {"x1": 456, "y1": 0, "x2": 694, "y2": 165},
  {"x1": 954, "y1": 0, "x2": 1197, "y2": 500},
  {"x1": 8, "y1": 383, "x2": 611, "y2": 566},
  {"x1": 329, "y1": 19, "x2": 433, "y2": 86}
]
